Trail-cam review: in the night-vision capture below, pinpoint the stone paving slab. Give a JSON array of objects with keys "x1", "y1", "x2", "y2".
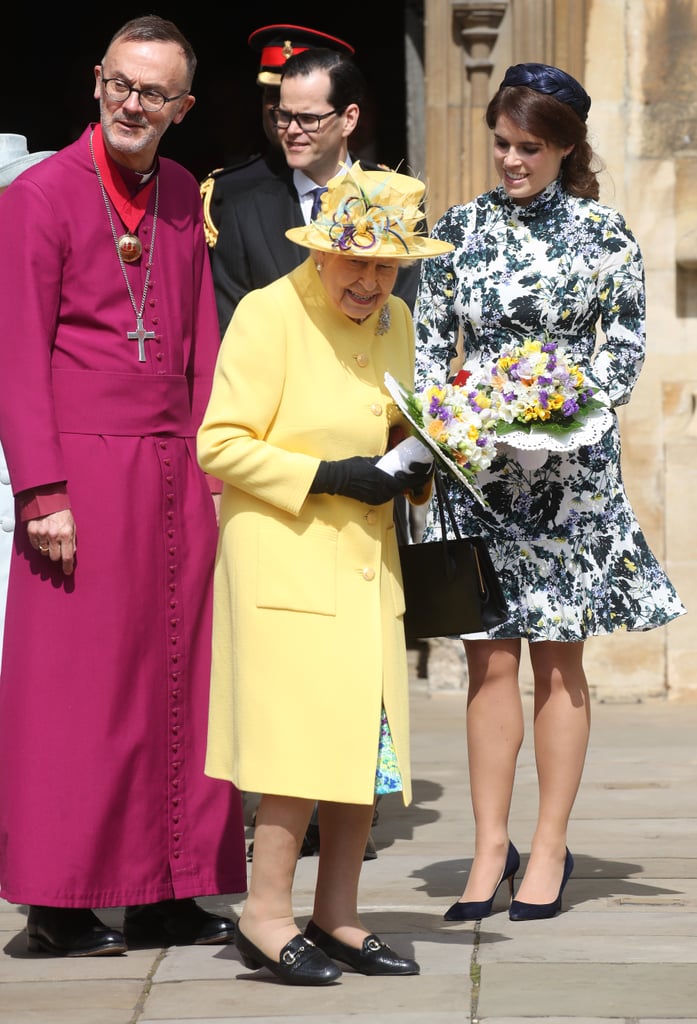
[
  {"x1": 144, "y1": 972, "x2": 468, "y2": 1019},
  {"x1": 476, "y1": 963, "x2": 697, "y2": 1018},
  {"x1": 0, "y1": 979, "x2": 146, "y2": 1023}
]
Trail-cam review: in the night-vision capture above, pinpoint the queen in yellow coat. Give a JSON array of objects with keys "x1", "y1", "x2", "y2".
[{"x1": 197, "y1": 163, "x2": 452, "y2": 986}]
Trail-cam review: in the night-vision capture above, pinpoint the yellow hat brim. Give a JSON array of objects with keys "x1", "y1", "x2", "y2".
[{"x1": 285, "y1": 224, "x2": 454, "y2": 261}]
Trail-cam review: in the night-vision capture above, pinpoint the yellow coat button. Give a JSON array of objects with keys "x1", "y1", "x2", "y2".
[
  {"x1": 356, "y1": 353, "x2": 369, "y2": 367},
  {"x1": 365, "y1": 510, "x2": 377, "y2": 525},
  {"x1": 362, "y1": 567, "x2": 376, "y2": 581},
  {"x1": 370, "y1": 403, "x2": 383, "y2": 416}
]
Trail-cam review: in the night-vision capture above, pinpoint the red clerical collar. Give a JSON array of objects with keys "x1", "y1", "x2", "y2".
[{"x1": 90, "y1": 123, "x2": 157, "y2": 234}]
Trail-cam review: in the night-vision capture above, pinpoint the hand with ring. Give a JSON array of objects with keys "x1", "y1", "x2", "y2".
[{"x1": 28, "y1": 509, "x2": 77, "y2": 575}]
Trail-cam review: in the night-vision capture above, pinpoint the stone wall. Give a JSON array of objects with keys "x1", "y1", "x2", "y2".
[{"x1": 421, "y1": 0, "x2": 695, "y2": 699}]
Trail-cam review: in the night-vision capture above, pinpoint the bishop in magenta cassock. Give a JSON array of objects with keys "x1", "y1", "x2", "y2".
[{"x1": 0, "y1": 16, "x2": 247, "y2": 957}]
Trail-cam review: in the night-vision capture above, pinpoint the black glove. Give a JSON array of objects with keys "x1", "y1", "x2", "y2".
[
  {"x1": 310, "y1": 456, "x2": 421, "y2": 505},
  {"x1": 404, "y1": 459, "x2": 435, "y2": 497}
]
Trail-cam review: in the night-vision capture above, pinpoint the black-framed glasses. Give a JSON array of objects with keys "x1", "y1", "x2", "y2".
[
  {"x1": 100, "y1": 68, "x2": 189, "y2": 112},
  {"x1": 271, "y1": 107, "x2": 344, "y2": 133}
]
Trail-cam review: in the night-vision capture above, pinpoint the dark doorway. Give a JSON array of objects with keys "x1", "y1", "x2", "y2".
[{"x1": 3, "y1": 3, "x2": 420, "y2": 184}]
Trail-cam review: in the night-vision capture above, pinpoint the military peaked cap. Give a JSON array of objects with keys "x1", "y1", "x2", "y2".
[{"x1": 248, "y1": 24, "x2": 355, "y2": 86}]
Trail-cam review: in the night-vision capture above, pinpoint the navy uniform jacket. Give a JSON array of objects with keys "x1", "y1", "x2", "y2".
[{"x1": 210, "y1": 160, "x2": 422, "y2": 339}]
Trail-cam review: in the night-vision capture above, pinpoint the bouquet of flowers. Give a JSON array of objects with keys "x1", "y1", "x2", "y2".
[
  {"x1": 384, "y1": 371, "x2": 497, "y2": 506},
  {"x1": 458, "y1": 336, "x2": 612, "y2": 469},
  {"x1": 477, "y1": 336, "x2": 606, "y2": 440}
]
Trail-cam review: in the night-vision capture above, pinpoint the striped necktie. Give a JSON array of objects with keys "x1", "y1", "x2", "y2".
[{"x1": 309, "y1": 186, "x2": 327, "y2": 221}]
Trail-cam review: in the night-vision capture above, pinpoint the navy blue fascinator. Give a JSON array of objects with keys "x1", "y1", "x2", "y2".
[{"x1": 500, "y1": 63, "x2": 591, "y2": 122}]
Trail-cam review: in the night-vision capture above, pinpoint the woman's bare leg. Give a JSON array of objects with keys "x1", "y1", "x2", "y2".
[
  {"x1": 238, "y1": 793, "x2": 314, "y2": 958},
  {"x1": 514, "y1": 640, "x2": 590, "y2": 904},
  {"x1": 458, "y1": 639, "x2": 523, "y2": 900},
  {"x1": 311, "y1": 800, "x2": 375, "y2": 946}
]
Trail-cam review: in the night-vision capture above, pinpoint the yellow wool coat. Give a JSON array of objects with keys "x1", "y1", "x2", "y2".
[{"x1": 197, "y1": 256, "x2": 419, "y2": 806}]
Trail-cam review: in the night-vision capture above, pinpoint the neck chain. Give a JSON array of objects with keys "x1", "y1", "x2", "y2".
[{"x1": 89, "y1": 130, "x2": 160, "y2": 362}]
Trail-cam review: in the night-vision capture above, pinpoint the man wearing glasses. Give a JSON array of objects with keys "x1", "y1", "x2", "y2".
[
  {"x1": 210, "y1": 46, "x2": 420, "y2": 340},
  {"x1": 201, "y1": 24, "x2": 356, "y2": 247},
  {"x1": 0, "y1": 15, "x2": 247, "y2": 956}
]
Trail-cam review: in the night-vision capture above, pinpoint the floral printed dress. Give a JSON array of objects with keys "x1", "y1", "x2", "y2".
[{"x1": 414, "y1": 178, "x2": 685, "y2": 641}]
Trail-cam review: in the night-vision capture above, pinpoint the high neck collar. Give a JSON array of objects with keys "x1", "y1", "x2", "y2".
[{"x1": 493, "y1": 177, "x2": 564, "y2": 222}]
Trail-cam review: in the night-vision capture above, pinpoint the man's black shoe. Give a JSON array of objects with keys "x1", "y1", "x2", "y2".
[
  {"x1": 123, "y1": 898, "x2": 235, "y2": 947},
  {"x1": 26, "y1": 906, "x2": 127, "y2": 957}
]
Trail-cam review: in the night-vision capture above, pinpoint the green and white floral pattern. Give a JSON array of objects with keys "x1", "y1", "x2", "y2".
[{"x1": 414, "y1": 179, "x2": 685, "y2": 641}]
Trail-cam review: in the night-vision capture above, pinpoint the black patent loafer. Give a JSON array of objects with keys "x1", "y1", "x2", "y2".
[
  {"x1": 304, "y1": 920, "x2": 419, "y2": 976},
  {"x1": 26, "y1": 906, "x2": 127, "y2": 957},
  {"x1": 123, "y1": 898, "x2": 235, "y2": 947},
  {"x1": 235, "y1": 928, "x2": 342, "y2": 985}
]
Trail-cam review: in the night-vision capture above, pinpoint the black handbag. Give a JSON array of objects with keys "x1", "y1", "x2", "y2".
[{"x1": 398, "y1": 470, "x2": 509, "y2": 640}]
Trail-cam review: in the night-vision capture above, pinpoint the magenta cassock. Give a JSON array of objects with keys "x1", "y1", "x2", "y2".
[{"x1": 0, "y1": 125, "x2": 247, "y2": 907}]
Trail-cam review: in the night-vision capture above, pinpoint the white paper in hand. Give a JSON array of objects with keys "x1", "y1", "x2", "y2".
[{"x1": 376, "y1": 436, "x2": 434, "y2": 477}]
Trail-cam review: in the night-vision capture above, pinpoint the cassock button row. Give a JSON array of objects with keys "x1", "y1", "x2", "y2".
[
  {"x1": 370, "y1": 404, "x2": 383, "y2": 416},
  {"x1": 362, "y1": 567, "x2": 376, "y2": 581}
]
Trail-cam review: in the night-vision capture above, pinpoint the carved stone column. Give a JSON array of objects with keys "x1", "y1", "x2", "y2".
[{"x1": 452, "y1": 1, "x2": 509, "y2": 199}]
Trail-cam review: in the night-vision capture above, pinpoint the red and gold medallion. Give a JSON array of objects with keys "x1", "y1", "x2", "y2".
[{"x1": 117, "y1": 233, "x2": 142, "y2": 263}]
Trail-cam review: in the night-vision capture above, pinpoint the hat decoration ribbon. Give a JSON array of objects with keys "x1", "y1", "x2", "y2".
[{"x1": 318, "y1": 167, "x2": 421, "y2": 256}]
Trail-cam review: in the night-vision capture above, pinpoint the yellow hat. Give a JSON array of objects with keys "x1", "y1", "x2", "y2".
[{"x1": 285, "y1": 163, "x2": 454, "y2": 261}]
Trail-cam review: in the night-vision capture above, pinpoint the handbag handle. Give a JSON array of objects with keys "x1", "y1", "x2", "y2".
[
  {"x1": 433, "y1": 469, "x2": 487, "y2": 595},
  {"x1": 434, "y1": 468, "x2": 462, "y2": 541}
]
